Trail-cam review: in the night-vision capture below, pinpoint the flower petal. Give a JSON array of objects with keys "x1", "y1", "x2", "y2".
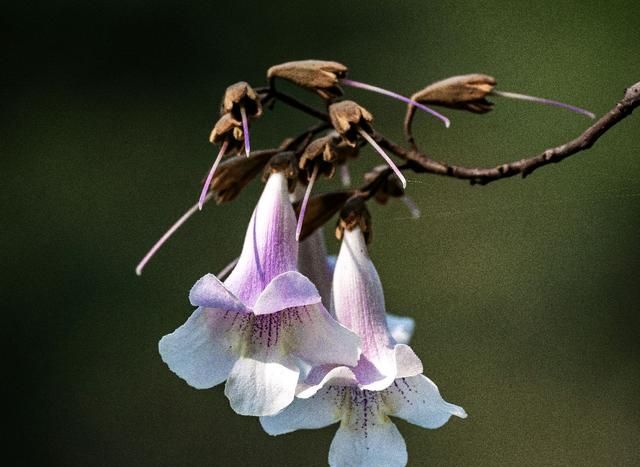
[
  {"x1": 189, "y1": 273, "x2": 248, "y2": 312},
  {"x1": 385, "y1": 313, "x2": 415, "y2": 345},
  {"x1": 260, "y1": 387, "x2": 341, "y2": 435},
  {"x1": 158, "y1": 307, "x2": 242, "y2": 389},
  {"x1": 224, "y1": 172, "x2": 298, "y2": 306},
  {"x1": 224, "y1": 355, "x2": 300, "y2": 416},
  {"x1": 332, "y1": 228, "x2": 394, "y2": 360},
  {"x1": 355, "y1": 344, "x2": 423, "y2": 391},
  {"x1": 385, "y1": 375, "x2": 467, "y2": 429},
  {"x1": 252, "y1": 271, "x2": 321, "y2": 315},
  {"x1": 393, "y1": 344, "x2": 423, "y2": 378},
  {"x1": 286, "y1": 304, "x2": 361, "y2": 368},
  {"x1": 329, "y1": 415, "x2": 407, "y2": 467},
  {"x1": 297, "y1": 365, "x2": 359, "y2": 399}
]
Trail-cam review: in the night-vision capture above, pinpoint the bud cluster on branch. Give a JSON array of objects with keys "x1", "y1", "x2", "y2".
[{"x1": 137, "y1": 59, "x2": 639, "y2": 467}]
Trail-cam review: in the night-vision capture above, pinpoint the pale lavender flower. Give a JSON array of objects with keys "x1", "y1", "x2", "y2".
[
  {"x1": 261, "y1": 227, "x2": 465, "y2": 467},
  {"x1": 159, "y1": 171, "x2": 360, "y2": 416},
  {"x1": 326, "y1": 253, "x2": 415, "y2": 345}
]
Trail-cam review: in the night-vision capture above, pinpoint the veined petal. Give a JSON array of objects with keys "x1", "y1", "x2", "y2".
[
  {"x1": 385, "y1": 313, "x2": 415, "y2": 345},
  {"x1": 224, "y1": 172, "x2": 298, "y2": 306},
  {"x1": 260, "y1": 387, "x2": 341, "y2": 435},
  {"x1": 329, "y1": 388, "x2": 407, "y2": 467},
  {"x1": 253, "y1": 271, "x2": 321, "y2": 315},
  {"x1": 332, "y1": 228, "x2": 393, "y2": 360},
  {"x1": 158, "y1": 307, "x2": 243, "y2": 389},
  {"x1": 225, "y1": 355, "x2": 300, "y2": 416},
  {"x1": 385, "y1": 375, "x2": 467, "y2": 429},
  {"x1": 329, "y1": 422, "x2": 406, "y2": 467},
  {"x1": 189, "y1": 273, "x2": 248, "y2": 312},
  {"x1": 286, "y1": 304, "x2": 361, "y2": 368}
]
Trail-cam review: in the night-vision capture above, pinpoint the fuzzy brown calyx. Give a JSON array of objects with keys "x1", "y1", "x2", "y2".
[
  {"x1": 298, "y1": 133, "x2": 342, "y2": 181},
  {"x1": 221, "y1": 81, "x2": 263, "y2": 120},
  {"x1": 412, "y1": 74, "x2": 497, "y2": 114},
  {"x1": 209, "y1": 113, "x2": 244, "y2": 153},
  {"x1": 267, "y1": 59, "x2": 348, "y2": 99},
  {"x1": 336, "y1": 196, "x2": 372, "y2": 244},
  {"x1": 329, "y1": 100, "x2": 373, "y2": 146}
]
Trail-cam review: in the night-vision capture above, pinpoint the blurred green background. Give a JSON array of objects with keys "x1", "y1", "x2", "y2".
[{"x1": 6, "y1": 0, "x2": 639, "y2": 465}]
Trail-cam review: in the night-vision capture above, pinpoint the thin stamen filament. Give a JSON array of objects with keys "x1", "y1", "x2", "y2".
[
  {"x1": 491, "y1": 90, "x2": 596, "y2": 119},
  {"x1": 357, "y1": 127, "x2": 407, "y2": 189},
  {"x1": 341, "y1": 78, "x2": 451, "y2": 128},
  {"x1": 296, "y1": 164, "x2": 319, "y2": 241},
  {"x1": 135, "y1": 193, "x2": 213, "y2": 276},
  {"x1": 240, "y1": 105, "x2": 251, "y2": 156},
  {"x1": 401, "y1": 195, "x2": 421, "y2": 219},
  {"x1": 198, "y1": 140, "x2": 228, "y2": 211}
]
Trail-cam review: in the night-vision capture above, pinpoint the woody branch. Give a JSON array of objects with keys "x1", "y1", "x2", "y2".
[{"x1": 270, "y1": 81, "x2": 640, "y2": 190}]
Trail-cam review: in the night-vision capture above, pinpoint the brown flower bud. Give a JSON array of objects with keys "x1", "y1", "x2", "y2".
[
  {"x1": 299, "y1": 133, "x2": 342, "y2": 180},
  {"x1": 221, "y1": 81, "x2": 263, "y2": 119},
  {"x1": 267, "y1": 60, "x2": 348, "y2": 99},
  {"x1": 364, "y1": 165, "x2": 404, "y2": 204},
  {"x1": 209, "y1": 113, "x2": 244, "y2": 153},
  {"x1": 411, "y1": 74, "x2": 497, "y2": 114},
  {"x1": 329, "y1": 100, "x2": 373, "y2": 146},
  {"x1": 336, "y1": 196, "x2": 372, "y2": 244},
  {"x1": 262, "y1": 151, "x2": 298, "y2": 193}
]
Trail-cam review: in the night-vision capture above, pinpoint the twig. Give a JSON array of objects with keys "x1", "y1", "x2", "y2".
[
  {"x1": 263, "y1": 89, "x2": 330, "y2": 122},
  {"x1": 377, "y1": 81, "x2": 640, "y2": 185}
]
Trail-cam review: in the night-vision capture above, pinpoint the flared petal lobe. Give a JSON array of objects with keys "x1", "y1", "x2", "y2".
[
  {"x1": 188, "y1": 273, "x2": 249, "y2": 312},
  {"x1": 384, "y1": 375, "x2": 467, "y2": 429},
  {"x1": 252, "y1": 271, "x2": 321, "y2": 315},
  {"x1": 158, "y1": 307, "x2": 244, "y2": 389},
  {"x1": 224, "y1": 172, "x2": 298, "y2": 306},
  {"x1": 330, "y1": 418, "x2": 407, "y2": 467},
  {"x1": 260, "y1": 388, "x2": 341, "y2": 435},
  {"x1": 225, "y1": 354, "x2": 300, "y2": 416},
  {"x1": 287, "y1": 305, "x2": 361, "y2": 368}
]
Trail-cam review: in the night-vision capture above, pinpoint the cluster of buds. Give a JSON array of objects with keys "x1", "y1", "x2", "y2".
[{"x1": 137, "y1": 59, "x2": 595, "y2": 466}]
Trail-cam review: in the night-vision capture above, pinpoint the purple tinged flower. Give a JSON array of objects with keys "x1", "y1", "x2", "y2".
[
  {"x1": 296, "y1": 201, "x2": 415, "y2": 344},
  {"x1": 300, "y1": 227, "x2": 423, "y2": 394},
  {"x1": 158, "y1": 171, "x2": 361, "y2": 416},
  {"x1": 326, "y1": 253, "x2": 415, "y2": 344},
  {"x1": 261, "y1": 227, "x2": 465, "y2": 467}
]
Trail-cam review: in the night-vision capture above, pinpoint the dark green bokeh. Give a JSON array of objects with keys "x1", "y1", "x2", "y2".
[{"x1": 6, "y1": 1, "x2": 639, "y2": 465}]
